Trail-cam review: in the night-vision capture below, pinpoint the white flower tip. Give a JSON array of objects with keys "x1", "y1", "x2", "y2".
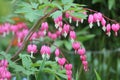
[
  {"x1": 81, "y1": 19, "x2": 84, "y2": 23},
  {"x1": 59, "y1": 27, "x2": 62, "y2": 32},
  {"x1": 76, "y1": 20, "x2": 79, "y2": 27},
  {"x1": 97, "y1": 20, "x2": 100, "y2": 27},
  {"x1": 63, "y1": 32, "x2": 67, "y2": 37},
  {"x1": 102, "y1": 26, "x2": 106, "y2": 31},
  {"x1": 89, "y1": 23, "x2": 93, "y2": 28},
  {"x1": 107, "y1": 32, "x2": 111, "y2": 37},
  {"x1": 55, "y1": 24, "x2": 59, "y2": 29}
]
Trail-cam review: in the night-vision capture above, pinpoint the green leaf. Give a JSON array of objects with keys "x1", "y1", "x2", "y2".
[
  {"x1": 94, "y1": 69, "x2": 101, "y2": 80},
  {"x1": 38, "y1": 0, "x2": 44, "y2": 4},
  {"x1": 36, "y1": 58, "x2": 46, "y2": 80},
  {"x1": 71, "y1": 12, "x2": 87, "y2": 19},
  {"x1": 51, "y1": 1, "x2": 63, "y2": 10},
  {"x1": 77, "y1": 34, "x2": 95, "y2": 42},
  {"x1": 64, "y1": 41, "x2": 72, "y2": 50},
  {"x1": 61, "y1": 0, "x2": 73, "y2": 4},
  {"x1": 30, "y1": 2, "x2": 39, "y2": 9},
  {"x1": 16, "y1": 72, "x2": 22, "y2": 80},
  {"x1": 108, "y1": 0, "x2": 115, "y2": 10},
  {"x1": 0, "y1": 51, "x2": 11, "y2": 61},
  {"x1": 15, "y1": 2, "x2": 43, "y2": 22},
  {"x1": 19, "y1": 54, "x2": 32, "y2": 69},
  {"x1": 51, "y1": 40, "x2": 64, "y2": 52},
  {"x1": 92, "y1": 0, "x2": 102, "y2": 4},
  {"x1": 56, "y1": 72, "x2": 67, "y2": 79},
  {"x1": 51, "y1": 10, "x2": 62, "y2": 19},
  {"x1": 63, "y1": 3, "x2": 77, "y2": 11}
]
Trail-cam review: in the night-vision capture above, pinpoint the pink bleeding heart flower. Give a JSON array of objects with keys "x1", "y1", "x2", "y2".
[
  {"x1": 40, "y1": 45, "x2": 51, "y2": 59},
  {"x1": 88, "y1": 14, "x2": 94, "y2": 28},
  {"x1": 112, "y1": 24, "x2": 120, "y2": 36},
  {"x1": 10, "y1": 25, "x2": 18, "y2": 35},
  {"x1": 66, "y1": 70, "x2": 72, "y2": 75},
  {"x1": 22, "y1": 29, "x2": 29, "y2": 37},
  {"x1": 55, "y1": 48, "x2": 60, "y2": 57},
  {"x1": 55, "y1": 48, "x2": 60, "y2": 61},
  {"x1": 77, "y1": 48, "x2": 86, "y2": 56},
  {"x1": 16, "y1": 31, "x2": 24, "y2": 43},
  {"x1": 62, "y1": 24, "x2": 70, "y2": 37},
  {"x1": 101, "y1": 18, "x2": 106, "y2": 31},
  {"x1": 40, "y1": 22, "x2": 49, "y2": 35},
  {"x1": 58, "y1": 58, "x2": 66, "y2": 66},
  {"x1": 65, "y1": 64, "x2": 72, "y2": 70},
  {"x1": 54, "y1": 16, "x2": 63, "y2": 28},
  {"x1": 38, "y1": 30, "x2": 45, "y2": 38},
  {"x1": 106, "y1": 24, "x2": 111, "y2": 37},
  {"x1": 72, "y1": 42, "x2": 80, "y2": 52},
  {"x1": 56, "y1": 30, "x2": 62, "y2": 37},
  {"x1": 93, "y1": 12, "x2": 103, "y2": 26},
  {"x1": 3, "y1": 23, "x2": 11, "y2": 36},
  {"x1": 0, "y1": 60, "x2": 8, "y2": 68},
  {"x1": 27, "y1": 44, "x2": 37, "y2": 57},
  {"x1": 82, "y1": 61, "x2": 88, "y2": 71},
  {"x1": 80, "y1": 55, "x2": 87, "y2": 61},
  {"x1": 69, "y1": 31, "x2": 76, "y2": 43},
  {"x1": 48, "y1": 32, "x2": 57, "y2": 40}
]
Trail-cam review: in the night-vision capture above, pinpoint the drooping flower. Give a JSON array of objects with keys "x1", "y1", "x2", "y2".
[
  {"x1": 69, "y1": 31, "x2": 76, "y2": 43},
  {"x1": 27, "y1": 44, "x2": 37, "y2": 57},
  {"x1": 40, "y1": 22, "x2": 49, "y2": 35},
  {"x1": 55, "y1": 48, "x2": 60, "y2": 61},
  {"x1": 72, "y1": 42, "x2": 80, "y2": 52},
  {"x1": 62, "y1": 24, "x2": 70, "y2": 37},
  {"x1": 93, "y1": 12, "x2": 103, "y2": 26},
  {"x1": 106, "y1": 24, "x2": 111, "y2": 37},
  {"x1": 48, "y1": 32, "x2": 57, "y2": 40},
  {"x1": 88, "y1": 14, "x2": 94, "y2": 28},
  {"x1": 77, "y1": 48, "x2": 86, "y2": 56},
  {"x1": 65, "y1": 64, "x2": 72, "y2": 80},
  {"x1": 40, "y1": 45, "x2": 51, "y2": 59},
  {"x1": 65, "y1": 64, "x2": 72, "y2": 70},
  {"x1": 101, "y1": 18, "x2": 106, "y2": 31},
  {"x1": 112, "y1": 24, "x2": 120, "y2": 36},
  {"x1": 58, "y1": 58, "x2": 66, "y2": 67}
]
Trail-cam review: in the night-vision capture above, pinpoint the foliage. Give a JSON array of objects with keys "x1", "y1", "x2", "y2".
[{"x1": 0, "y1": 0, "x2": 120, "y2": 80}]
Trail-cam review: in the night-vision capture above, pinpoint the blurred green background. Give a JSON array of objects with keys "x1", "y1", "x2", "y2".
[{"x1": 0, "y1": 0, "x2": 120, "y2": 80}]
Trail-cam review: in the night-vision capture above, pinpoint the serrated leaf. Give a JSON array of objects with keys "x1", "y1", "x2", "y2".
[
  {"x1": 30, "y1": 2, "x2": 39, "y2": 9},
  {"x1": 0, "y1": 51, "x2": 11, "y2": 61},
  {"x1": 15, "y1": 2, "x2": 43, "y2": 22},
  {"x1": 19, "y1": 54, "x2": 32, "y2": 69},
  {"x1": 51, "y1": 10, "x2": 62, "y2": 19},
  {"x1": 108, "y1": 0, "x2": 115, "y2": 10}
]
